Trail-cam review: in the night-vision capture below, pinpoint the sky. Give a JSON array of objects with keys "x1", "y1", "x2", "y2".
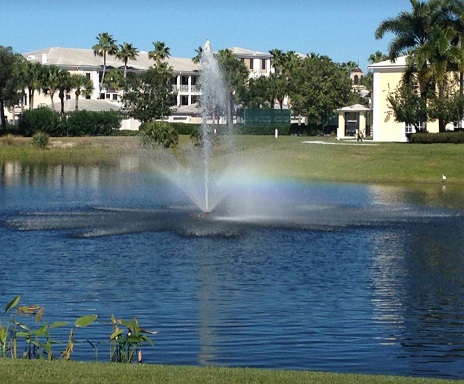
[{"x1": 2, "y1": 0, "x2": 411, "y2": 71}]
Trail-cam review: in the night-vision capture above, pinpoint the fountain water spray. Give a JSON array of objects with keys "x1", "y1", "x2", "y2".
[{"x1": 198, "y1": 40, "x2": 228, "y2": 213}]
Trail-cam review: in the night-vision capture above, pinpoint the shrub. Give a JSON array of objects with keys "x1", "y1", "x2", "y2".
[
  {"x1": 169, "y1": 122, "x2": 201, "y2": 136},
  {"x1": 31, "y1": 132, "x2": 50, "y2": 149},
  {"x1": 140, "y1": 121, "x2": 179, "y2": 148},
  {"x1": 66, "y1": 110, "x2": 121, "y2": 136},
  {"x1": 19, "y1": 107, "x2": 64, "y2": 137},
  {"x1": 409, "y1": 131, "x2": 464, "y2": 144}
]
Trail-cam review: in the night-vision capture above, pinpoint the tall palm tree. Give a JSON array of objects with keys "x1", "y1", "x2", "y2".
[
  {"x1": 92, "y1": 32, "x2": 118, "y2": 94},
  {"x1": 374, "y1": 0, "x2": 441, "y2": 97},
  {"x1": 71, "y1": 74, "x2": 94, "y2": 111},
  {"x1": 148, "y1": 41, "x2": 170, "y2": 62},
  {"x1": 115, "y1": 42, "x2": 139, "y2": 78}
]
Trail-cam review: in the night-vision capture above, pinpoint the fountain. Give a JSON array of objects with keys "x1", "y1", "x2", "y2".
[
  {"x1": 148, "y1": 40, "x2": 232, "y2": 215},
  {"x1": 198, "y1": 40, "x2": 228, "y2": 213}
]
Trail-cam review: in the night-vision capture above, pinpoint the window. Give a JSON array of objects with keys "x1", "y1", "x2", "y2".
[
  {"x1": 181, "y1": 95, "x2": 189, "y2": 105},
  {"x1": 112, "y1": 94, "x2": 118, "y2": 101},
  {"x1": 249, "y1": 59, "x2": 254, "y2": 70},
  {"x1": 86, "y1": 73, "x2": 91, "y2": 80},
  {"x1": 405, "y1": 121, "x2": 424, "y2": 134},
  {"x1": 261, "y1": 59, "x2": 266, "y2": 70}
]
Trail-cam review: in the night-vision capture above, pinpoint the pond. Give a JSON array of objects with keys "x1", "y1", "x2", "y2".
[{"x1": 1, "y1": 159, "x2": 464, "y2": 379}]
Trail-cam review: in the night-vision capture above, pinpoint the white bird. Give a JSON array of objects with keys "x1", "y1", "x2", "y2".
[{"x1": 442, "y1": 174, "x2": 447, "y2": 182}]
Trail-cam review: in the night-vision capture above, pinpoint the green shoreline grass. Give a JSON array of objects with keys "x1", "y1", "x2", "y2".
[
  {"x1": 2, "y1": 135, "x2": 464, "y2": 184},
  {"x1": 0, "y1": 360, "x2": 460, "y2": 384}
]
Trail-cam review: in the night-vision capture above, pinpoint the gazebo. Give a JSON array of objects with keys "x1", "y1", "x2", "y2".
[{"x1": 336, "y1": 104, "x2": 371, "y2": 140}]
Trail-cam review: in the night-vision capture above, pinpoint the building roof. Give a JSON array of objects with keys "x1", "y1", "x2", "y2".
[
  {"x1": 227, "y1": 47, "x2": 272, "y2": 58},
  {"x1": 24, "y1": 47, "x2": 199, "y2": 74},
  {"x1": 367, "y1": 56, "x2": 408, "y2": 72},
  {"x1": 52, "y1": 99, "x2": 122, "y2": 113},
  {"x1": 337, "y1": 103, "x2": 371, "y2": 112}
]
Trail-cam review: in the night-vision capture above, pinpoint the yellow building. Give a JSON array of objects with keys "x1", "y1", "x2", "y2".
[{"x1": 368, "y1": 56, "x2": 440, "y2": 142}]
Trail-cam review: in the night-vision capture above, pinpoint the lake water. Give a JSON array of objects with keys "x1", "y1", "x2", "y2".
[{"x1": 1, "y1": 160, "x2": 464, "y2": 379}]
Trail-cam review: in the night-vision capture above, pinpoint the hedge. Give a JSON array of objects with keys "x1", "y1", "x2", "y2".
[
  {"x1": 409, "y1": 131, "x2": 464, "y2": 144},
  {"x1": 17, "y1": 108, "x2": 121, "y2": 137}
]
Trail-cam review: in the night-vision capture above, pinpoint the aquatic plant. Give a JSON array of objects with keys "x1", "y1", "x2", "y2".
[{"x1": 110, "y1": 314, "x2": 157, "y2": 363}]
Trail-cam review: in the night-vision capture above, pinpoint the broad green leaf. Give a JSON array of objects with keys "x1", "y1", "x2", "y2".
[
  {"x1": 5, "y1": 295, "x2": 21, "y2": 314},
  {"x1": 49, "y1": 321, "x2": 69, "y2": 329},
  {"x1": 75, "y1": 314, "x2": 97, "y2": 328},
  {"x1": 110, "y1": 329, "x2": 123, "y2": 340}
]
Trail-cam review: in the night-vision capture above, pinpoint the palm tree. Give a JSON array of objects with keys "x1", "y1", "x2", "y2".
[
  {"x1": 22, "y1": 61, "x2": 45, "y2": 110},
  {"x1": 92, "y1": 32, "x2": 118, "y2": 94},
  {"x1": 56, "y1": 70, "x2": 74, "y2": 115},
  {"x1": 116, "y1": 42, "x2": 139, "y2": 78},
  {"x1": 42, "y1": 65, "x2": 62, "y2": 111},
  {"x1": 192, "y1": 46, "x2": 203, "y2": 64},
  {"x1": 71, "y1": 74, "x2": 94, "y2": 111},
  {"x1": 148, "y1": 41, "x2": 170, "y2": 62}
]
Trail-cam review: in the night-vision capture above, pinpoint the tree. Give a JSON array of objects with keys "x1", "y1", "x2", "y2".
[
  {"x1": 368, "y1": 50, "x2": 389, "y2": 64},
  {"x1": 92, "y1": 32, "x2": 118, "y2": 94},
  {"x1": 70, "y1": 74, "x2": 94, "y2": 111},
  {"x1": 102, "y1": 68, "x2": 124, "y2": 93},
  {"x1": 192, "y1": 46, "x2": 203, "y2": 64},
  {"x1": 244, "y1": 73, "x2": 287, "y2": 109},
  {"x1": 122, "y1": 62, "x2": 175, "y2": 123},
  {"x1": 216, "y1": 49, "x2": 249, "y2": 128},
  {"x1": 375, "y1": 0, "x2": 464, "y2": 131},
  {"x1": 288, "y1": 55, "x2": 352, "y2": 129},
  {"x1": 57, "y1": 70, "x2": 73, "y2": 115},
  {"x1": 19, "y1": 61, "x2": 46, "y2": 111},
  {"x1": 148, "y1": 41, "x2": 170, "y2": 62},
  {"x1": 387, "y1": 78, "x2": 428, "y2": 132},
  {"x1": 116, "y1": 42, "x2": 139, "y2": 79},
  {"x1": 41, "y1": 65, "x2": 63, "y2": 112},
  {"x1": 0, "y1": 46, "x2": 23, "y2": 129}
]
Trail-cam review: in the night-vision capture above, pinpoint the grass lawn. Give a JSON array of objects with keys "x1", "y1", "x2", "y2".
[
  {"x1": 0, "y1": 360, "x2": 460, "y2": 384},
  {"x1": 1, "y1": 135, "x2": 463, "y2": 184}
]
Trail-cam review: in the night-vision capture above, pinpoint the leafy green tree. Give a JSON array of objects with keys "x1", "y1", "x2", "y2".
[
  {"x1": 288, "y1": 54, "x2": 352, "y2": 129},
  {"x1": 70, "y1": 74, "x2": 94, "y2": 111},
  {"x1": 122, "y1": 62, "x2": 175, "y2": 123},
  {"x1": 102, "y1": 68, "x2": 124, "y2": 93},
  {"x1": 387, "y1": 79, "x2": 428, "y2": 131},
  {"x1": 148, "y1": 41, "x2": 170, "y2": 62},
  {"x1": 0, "y1": 46, "x2": 23, "y2": 130},
  {"x1": 244, "y1": 73, "x2": 287, "y2": 109},
  {"x1": 0, "y1": 46, "x2": 23, "y2": 129},
  {"x1": 116, "y1": 42, "x2": 139, "y2": 79},
  {"x1": 92, "y1": 32, "x2": 118, "y2": 93}
]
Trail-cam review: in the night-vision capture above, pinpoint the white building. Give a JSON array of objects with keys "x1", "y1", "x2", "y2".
[{"x1": 7, "y1": 46, "x2": 274, "y2": 128}]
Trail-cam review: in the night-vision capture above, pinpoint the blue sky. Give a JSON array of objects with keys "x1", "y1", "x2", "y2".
[{"x1": 2, "y1": 0, "x2": 411, "y2": 70}]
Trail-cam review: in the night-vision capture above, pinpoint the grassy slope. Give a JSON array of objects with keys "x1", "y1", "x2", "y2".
[
  {"x1": 0, "y1": 360, "x2": 459, "y2": 384},
  {"x1": 1, "y1": 136, "x2": 464, "y2": 184}
]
